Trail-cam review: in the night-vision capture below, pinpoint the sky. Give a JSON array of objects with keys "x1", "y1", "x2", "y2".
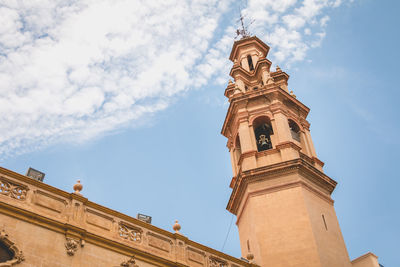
[{"x1": 1, "y1": 0, "x2": 399, "y2": 266}]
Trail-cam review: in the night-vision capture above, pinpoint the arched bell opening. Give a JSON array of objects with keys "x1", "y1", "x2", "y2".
[
  {"x1": 0, "y1": 241, "x2": 14, "y2": 263},
  {"x1": 234, "y1": 135, "x2": 241, "y2": 163},
  {"x1": 288, "y1": 119, "x2": 300, "y2": 142},
  {"x1": 247, "y1": 55, "x2": 255, "y2": 71},
  {"x1": 253, "y1": 117, "x2": 273, "y2": 152}
]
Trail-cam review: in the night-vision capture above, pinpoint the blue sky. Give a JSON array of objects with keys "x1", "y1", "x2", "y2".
[{"x1": 1, "y1": 0, "x2": 399, "y2": 266}]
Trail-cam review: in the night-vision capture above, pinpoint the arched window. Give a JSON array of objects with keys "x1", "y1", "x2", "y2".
[
  {"x1": 253, "y1": 117, "x2": 273, "y2": 152},
  {"x1": 0, "y1": 241, "x2": 13, "y2": 263},
  {"x1": 234, "y1": 135, "x2": 241, "y2": 161},
  {"x1": 247, "y1": 55, "x2": 254, "y2": 71},
  {"x1": 0, "y1": 230, "x2": 24, "y2": 265},
  {"x1": 288, "y1": 119, "x2": 300, "y2": 142}
]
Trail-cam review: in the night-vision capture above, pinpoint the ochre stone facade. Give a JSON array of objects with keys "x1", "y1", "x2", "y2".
[
  {"x1": 0, "y1": 36, "x2": 378, "y2": 267},
  {"x1": 0, "y1": 168, "x2": 254, "y2": 267}
]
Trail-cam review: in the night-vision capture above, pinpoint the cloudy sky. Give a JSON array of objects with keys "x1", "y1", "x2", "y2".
[{"x1": 1, "y1": 0, "x2": 399, "y2": 266}]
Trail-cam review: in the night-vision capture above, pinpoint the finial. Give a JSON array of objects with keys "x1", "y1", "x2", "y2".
[
  {"x1": 228, "y1": 80, "x2": 233, "y2": 84},
  {"x1": 246, "y1": 252, "x2": 254, "y2": 263},
  {"x1": 276, "y1": 65, "x2": 281, "y2": 71},
  {"x1": 235, "y1": 10, "x2": 254, "y2": 40},
  {"x1": 290, "y1": 90, "x2": 297, "y2": 98},
  {"x1": 73, "y1": 180, "x2": 83, "y2": 195},
  {"x1": 173, "y1": 220, "x2": 181, "y2": 233}
]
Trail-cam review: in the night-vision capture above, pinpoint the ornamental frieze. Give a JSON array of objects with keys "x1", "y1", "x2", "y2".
[
  {"x1": 209, "y1": 256, "x2": 227, "y2": 267},
  {"x1": 0, "y1": 177, "x2": 28, "y2": 201},
  {"x1": 118, "y1": 222, "x2": 142, "y2": 243}
]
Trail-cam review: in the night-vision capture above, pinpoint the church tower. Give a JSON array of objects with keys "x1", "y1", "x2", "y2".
[{"x1": 221, "y1": 36, "x2": 352, "y2": 267}]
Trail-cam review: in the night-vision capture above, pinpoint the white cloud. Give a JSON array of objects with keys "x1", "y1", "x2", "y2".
[
  {"x1": 200, "y1": 0, "x2": 350, "y2": 87},
  {"x1": 0, "y1": 0, "x2": 350, "y2": 158},
  {"x1": 283, "y1": 14, "x2": 306, "y2": 29}
]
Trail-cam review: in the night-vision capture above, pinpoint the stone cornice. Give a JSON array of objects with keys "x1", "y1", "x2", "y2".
[
  {"x1": 221, "y1": 86, "x2": 310, "y2": 137},
  {"x1": 226, "y1": 158, "x2": 337, "y2": 215},
  {"x1": 351, "y1": 252, "x2": 378, "y2": 264},
  {"x1": 235, "y1": 180, "x2": 335, "y2": 225},
  {"x1": 229, "y1": 36, "x2": 270, "y2": 61},
  {"x1": 270, "y1": 69, "x2": 289, "y2": 83},
  {"x1": 229, "y1": 58, "x2": 272, "y2": 81},
  {"x1": 238, "y1": 150, "x2": 257, "y2": 166},
  {"x1": 276, "y1": 141, "x2": 302, "y2": 151}
]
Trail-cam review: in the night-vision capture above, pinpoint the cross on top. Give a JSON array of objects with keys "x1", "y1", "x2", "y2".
[{"x1": 235, "y1": 12, "x2": 254, "y2": 39}]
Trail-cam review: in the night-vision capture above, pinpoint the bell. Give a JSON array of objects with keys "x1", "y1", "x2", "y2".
[{"x1": 258, "y1": 135, "x2": 268, "y2": 146}]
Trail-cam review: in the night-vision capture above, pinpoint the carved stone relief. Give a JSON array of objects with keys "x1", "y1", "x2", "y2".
[
  {"x1": 120, "y1": 256, "x2": 139, "y2": 267},
  {"x1": 65, "y1": 237, "x2": 79, "y2": 256},
  {"x1": 0, "y1": 229, "x2": 24, "y2": 266},
  {"x1": 0, "y1": 178, "x2": 27, "y2": 201},
  {"x1": 209, "y1": 256, "x2": 227, "y2": 267},
  {"x1": 118, "y1": 222, "x2": 142, "y2": 243}
]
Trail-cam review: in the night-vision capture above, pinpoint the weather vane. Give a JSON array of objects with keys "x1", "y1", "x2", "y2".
[{"x1": 235, "y1": 9, "x2": 254, "y2": 40}]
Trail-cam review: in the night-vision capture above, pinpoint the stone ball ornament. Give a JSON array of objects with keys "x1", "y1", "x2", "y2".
[
  {"x1": 73, "y1": 180, "x2": 83, "y2": 195},
  {"x1": 172, "y1": 220, "x2": 181, "y2": 233}
]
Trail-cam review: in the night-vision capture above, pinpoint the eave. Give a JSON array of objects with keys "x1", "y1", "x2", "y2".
[
  {"x1": 226, "y1": 158, "x2": 337, "y2": 215},
  {"x1": 229, "y1": 58, "x2": 272, "y2": 81},
  {"x1": 221, "y1": 86, "x2": 310, "y2": 138},
  {"x1": 229, "y1": 36, "x2": 270, "y2": 62}
]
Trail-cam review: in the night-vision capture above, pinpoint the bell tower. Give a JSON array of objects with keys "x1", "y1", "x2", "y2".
[{"x1": 221, "y1": 36, "x2": 352, "y2": 267}]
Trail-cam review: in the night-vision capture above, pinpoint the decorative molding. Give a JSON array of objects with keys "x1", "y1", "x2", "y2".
[
  {"x1": 238, "y1": 150, "x2": 257, "y2": 166},
  {"x1": 0, "y1": 177, "x2": 28, "y2": 201},
  {"x1": 209, "y1": 256, "x2": 227, "y2": 267},
  {"x1": 118, "y1": 222, "x2": 142, "y2": 243},
  {"x1": 312, "y1": 156, "x2": 325, "y2": 167},
  {"x1": 276, "y1": 141, "x2": 302, "y2": 151},
  {"x1": 0, "y1": 229, "x2": 24, "y2": 266},
  {"x1": 236, "y1": 180, "x2": 335, "y2": 225},
  {"x1": 65, "y1": 237, "x2": 79, "y2": 256},
  {"x1": 187, "y1": 247, "x2": 205, "y2": 265},
  {"x1": 222, "y1": 86, "x2": 309, "y2": 138},
  {"x1": 248, "y1": 111, "x2": 273, "y2": 127},
  {"x1": 120, "y1": 256, "x2": 139, "y2": 267},
  {"x1": 85, "y1": 208, "x2": 114, "y2": 231},
  {"x1": 147, "y1": 232, "x2": 172, "y2": 253},
  {"x1": 286, "y1": 115, "x2": 305, "y2": 132},
  {"x1": 33, "y1": 190, "x2": 67, "y2": 213},
  {"x1": 255, "y1": 148, "x2": 279, "y2": 158},
  {"x1": 351, "y1": 252, "x2": 378, "y2": 264},
  {"x1": 227, "y1": 158, "x2": 337, "y2": 214}
]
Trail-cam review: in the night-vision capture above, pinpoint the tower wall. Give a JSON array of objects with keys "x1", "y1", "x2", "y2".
[
  {"x1": 236, "y1": 172, "x2": 351, "y2": 267},
  {"x1": 302, "y1": 182, "x2": 352, "y2": 267}
]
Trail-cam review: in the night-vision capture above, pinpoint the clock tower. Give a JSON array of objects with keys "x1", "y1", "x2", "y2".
[{"x1": 222, "y1": 36, "x2": 352, "y2": 267}]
